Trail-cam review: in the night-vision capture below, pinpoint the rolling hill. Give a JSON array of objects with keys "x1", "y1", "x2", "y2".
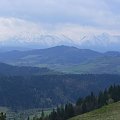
[
  {"x1": 1, "y1": 46, "x2": 120, "y2": 74},
  {"x1": 56, "y1": 56, "x2": 120, "y2": 74},
  {"x1": 0, "y1": 45, "x2": 102, "y2": 65},
  {"x1": 69, "y1": 101, "x2": 120, "y2": 120}
]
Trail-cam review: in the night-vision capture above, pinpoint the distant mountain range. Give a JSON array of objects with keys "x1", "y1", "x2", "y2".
[
  {"x1": 0, "y1": 33, "x2": 120, "y2": 52},
  {"x1": 77, "y1": 33, "x2": 120, "y2": 52},
  {"x1": 0, "y1": 45, "x2": 120, "y2": 74}
]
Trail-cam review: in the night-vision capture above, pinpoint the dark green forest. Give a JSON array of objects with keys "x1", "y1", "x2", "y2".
[{"x1": 0, "y1": 74, "x2": 120, "y2": 109}]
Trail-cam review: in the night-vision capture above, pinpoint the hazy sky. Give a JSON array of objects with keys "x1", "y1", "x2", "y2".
[{"x1": 0, "y1": 0, "x2": 120, "y2": 41}]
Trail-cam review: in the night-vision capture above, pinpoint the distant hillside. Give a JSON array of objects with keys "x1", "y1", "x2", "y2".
[
  {"x1": 59, "y1": 56, "x2": 120, "y2": 74},
  {"x1": 0, "y1": 63, "x2": 57, "y2": 76},
  {"x1": 0, "y1": 46, "x2": 102, "y2": 65},
  {"x1": 69, "y1": 101, "x2": 120, "y2": 120},
  {"x1": 1, "y1": 46, "x2": 120, "y2": 74}
]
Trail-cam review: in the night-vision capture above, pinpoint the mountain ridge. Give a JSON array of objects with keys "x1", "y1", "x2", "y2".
[
  {"x1": 0, "y1": 45, "x2": 102, "y2": 65},
  {"x1": 0, "y1": 45, "x2": 120, "y2": 74},
  {"x1": 0, "y1": 33, "x2": 120, "y2": 52}
]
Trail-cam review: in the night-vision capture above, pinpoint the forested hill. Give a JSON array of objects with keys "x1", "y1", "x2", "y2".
[
  {"x1": 0, "y1": 74, "x2": 120, "y2": 109},
  {"x1": 31, "y1": 84, "x2": 120, "y2": 120},
  {"x1": 0, "y1": 62, "x2": 58, "y2": 76}
]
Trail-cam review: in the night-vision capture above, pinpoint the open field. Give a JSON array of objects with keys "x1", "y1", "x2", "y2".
[{"x1": 69, "y1": 102, "x2": 120, "y2": 120}]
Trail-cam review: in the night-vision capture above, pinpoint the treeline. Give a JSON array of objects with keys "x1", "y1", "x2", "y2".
[{"x1": 33, "y1": 84, "x2": 120, "y2": 120}]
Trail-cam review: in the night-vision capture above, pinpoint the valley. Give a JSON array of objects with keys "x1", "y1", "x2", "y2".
[
  {"x1": 0, "y1": 46, "x2": 120, "y2": 120},
  {"x1": 0, "y1": 1, "x2": 120, "y2": 119}
]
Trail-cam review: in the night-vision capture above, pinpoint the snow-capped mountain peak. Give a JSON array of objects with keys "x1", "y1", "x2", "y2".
[{"x1": 0, "y1": 33, "x2": 120, "y2": 52}]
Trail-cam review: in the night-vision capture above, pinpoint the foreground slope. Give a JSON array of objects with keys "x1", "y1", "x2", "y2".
[{"x1": 69, "y1": 102, "x2": 120, "y2": 120}]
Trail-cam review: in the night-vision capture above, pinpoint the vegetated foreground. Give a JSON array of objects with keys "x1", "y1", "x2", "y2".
[{"x1": 69, "y1": 101, "x2": 120, "y2": 120}]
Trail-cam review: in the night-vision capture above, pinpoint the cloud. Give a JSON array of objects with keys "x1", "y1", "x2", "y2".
[
  {"x1": 0, "y1": 0, "x2": 120, "y2": 43},
  {"x1": 0, "y1": 0, "x2": 119, "y2": 50},
  {"x1": 0, "y1": 17, "x2": 47, "y2": 41},
  {"x1": 0, "y1": 0, "x2": 120, "y2": 29}
]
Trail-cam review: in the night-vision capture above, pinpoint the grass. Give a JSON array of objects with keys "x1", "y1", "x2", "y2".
[{"x1": 69, "y1": 102, "x2": 120, "y2": 120}]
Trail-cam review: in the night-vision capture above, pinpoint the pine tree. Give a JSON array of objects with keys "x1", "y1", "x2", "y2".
[
  {"x1": 0, "y1": 113, "x2": 6, "y2": 120},
  {"x1": 41, "y1": 110, "x2": 44, "y2": 119}
]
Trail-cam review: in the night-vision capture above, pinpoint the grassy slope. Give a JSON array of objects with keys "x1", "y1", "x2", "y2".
[
  {"x1": 69, "y1": 102, "x2": 120, "y2": 120},
  {"x1": 44, "y1": 56, "x2": 120, "y2": 74}
]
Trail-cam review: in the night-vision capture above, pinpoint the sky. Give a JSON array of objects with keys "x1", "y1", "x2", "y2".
[{"x1": 0, "y1": 0, "x2": 120, "y2": 41}]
